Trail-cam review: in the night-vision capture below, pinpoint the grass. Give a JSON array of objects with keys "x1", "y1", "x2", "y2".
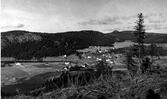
[
  {"x1": 1, "y1": 71, "x2": 62, "y2": 95},
  {"x1": 1, "y1": 67, "x2": 29, "y2": 85},
  {"x1": 2, "y1": 71, "x2": 167, "y2": 99}
]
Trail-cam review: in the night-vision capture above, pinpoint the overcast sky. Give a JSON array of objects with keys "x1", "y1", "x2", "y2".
[{"x1": 1, "y1": 0, "x2": 167, "y2": 33}]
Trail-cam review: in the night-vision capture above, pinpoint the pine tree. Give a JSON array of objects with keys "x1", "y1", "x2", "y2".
[{"x1": 134, "y1": 13, "x2": 146, "y2": 73}]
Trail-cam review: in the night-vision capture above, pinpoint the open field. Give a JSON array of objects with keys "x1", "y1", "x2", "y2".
[
  {"x1": 1, "y1": 62, "x2": 62, "y2": 86},
  {"x1": 1, "y1": 52, "x2": 126, "y2": 94}
]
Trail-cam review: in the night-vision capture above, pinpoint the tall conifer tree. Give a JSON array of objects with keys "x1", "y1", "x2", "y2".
[{"x1": 134, "y1": 13, "x2": 146, "y2": 73}]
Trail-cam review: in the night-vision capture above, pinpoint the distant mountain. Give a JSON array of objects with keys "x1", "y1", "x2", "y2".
[
  {"x1": 1, "y1": 30, "x2": 115, "y2": 59},
  {"x1": 1, "y1": 30, "x2": 167, "y2": 59},
  {"x1": 107, "y1": 30, "x2": 167, "y2": 43},
  {"x1": 1, "y1": 30, "x2": 42, "y2": 49}
]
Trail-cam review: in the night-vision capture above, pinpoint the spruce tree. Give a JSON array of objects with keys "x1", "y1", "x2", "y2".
[{"x1": 134, "y1": 13, "x2": 146, "y2": 73}]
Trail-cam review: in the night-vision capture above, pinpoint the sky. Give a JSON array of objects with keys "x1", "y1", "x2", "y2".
[{"x1": 1, "y1": 0, "x2": 167, "y2": 33}]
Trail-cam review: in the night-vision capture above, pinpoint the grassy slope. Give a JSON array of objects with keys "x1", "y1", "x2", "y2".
[{"x1": 2, "y1": 72, "x2": 167, "y2": 99}]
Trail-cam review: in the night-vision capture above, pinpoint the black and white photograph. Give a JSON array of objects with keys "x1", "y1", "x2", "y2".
[{"x1": 1, "y1": 0, "x2": 167, "y2": 99}]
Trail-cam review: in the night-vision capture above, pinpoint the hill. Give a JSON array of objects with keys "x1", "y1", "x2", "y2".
[
  {"x1": 1, "y1": 30, "x2": 115, "y2": 59},
  {"x1": 108, "y1": 30, "x2": 167, "y2": 43},
  {"x1": 1, "y1": 30, "x2": 167, "y2": 60}
]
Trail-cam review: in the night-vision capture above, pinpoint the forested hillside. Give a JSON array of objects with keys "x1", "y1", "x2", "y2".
[
  {"x1": 1, "y1": 30, "x2": 115, "y2": 59},
  {"x1": 1, "y1": 30, "x2": 167, "y2": 60}
]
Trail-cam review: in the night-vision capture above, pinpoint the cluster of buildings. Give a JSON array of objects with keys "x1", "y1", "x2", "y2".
[{"x1": 62, "y1": 46, "x2": 126, "y2": 71}]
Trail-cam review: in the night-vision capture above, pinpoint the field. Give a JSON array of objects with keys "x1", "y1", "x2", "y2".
[
  {"x1": 1, "y1": 47, "x2": 167, "y2": 99},
  {"x1": 1, "y1": 51, "x2": 126, "y2": 93}
]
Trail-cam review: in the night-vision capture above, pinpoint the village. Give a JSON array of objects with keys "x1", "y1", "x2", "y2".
[{"x1": 1, "y1": 45, "x2": 126, "y2": 85}]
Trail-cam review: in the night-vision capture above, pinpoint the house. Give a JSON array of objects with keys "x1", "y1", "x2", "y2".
[{"x1": 15, "y1": 62, "x2": 21, "y2": 66}]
